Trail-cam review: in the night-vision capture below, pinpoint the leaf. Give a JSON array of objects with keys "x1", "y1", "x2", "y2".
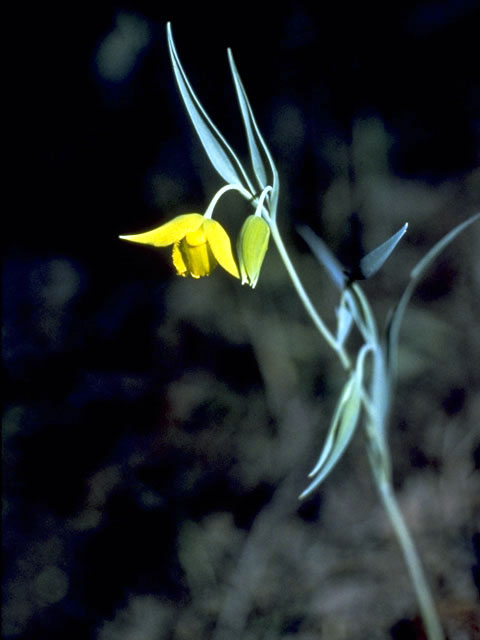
[
  {"x1": 336, "y1": 299, "x2": 353, "y2": 347},
  {"x1": 343, "y1": 282, "x2": 379, "y2": 345},
  {"x1": 298, "y1": 226, "x2": 347, "y2": 290},
  {"x1": 299, "y1": 344, "x2": 370, "y2": 499},
  {"x1": 306, "y1": 376, "x2": 355, "y2": 480},
  {"x1": 167, "y1": 23, "x2": 253, "y2": 192},
  {"x1": 386, "y1": 211, "x2": 480, "y2": 378},
  {"x1": 300, "y1": 223, "x2": 408, "y2": 287},
  {"x1": 299, "y1": 376, "x2": 360, "y2": 499},
  {"x1": 359, "y1": 223, "x2": 408, "y2": 279},
  {"x1": 228, "y1": 50, "x2": 279, "y2": 218},
  {"x1": 410, "y1": 213, "x2": 479, "y2": 280}
]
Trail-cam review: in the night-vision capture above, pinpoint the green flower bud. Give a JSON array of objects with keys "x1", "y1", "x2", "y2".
[{"x1": 237, "y1": 215, "x2": 270, "y2": 288}]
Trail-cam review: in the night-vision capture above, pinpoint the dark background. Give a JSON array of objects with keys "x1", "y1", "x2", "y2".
[{"x1": 4, "y1": 2, "x2": 480, "y2": 639}]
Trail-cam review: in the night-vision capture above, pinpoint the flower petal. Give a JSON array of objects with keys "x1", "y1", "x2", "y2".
[
  {"x1": 203, "y1": 219, "x2": 240, "y2": 278},
  {"x1": 180, "y1": 234, "x2": 217, "y2": 277},
  {"x1": 120, "y1": 214, "x2": 204, "y2": 247},
  {"x1": 172, "y1": 242, "x2": 188, "y2": 276}
]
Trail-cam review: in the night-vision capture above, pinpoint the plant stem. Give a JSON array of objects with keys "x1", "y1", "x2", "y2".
[
  {"x1": 269, "y1": 217, "x2": 442, "y2": 639},
  {"x1": 375, "y1": 475, "x2": 444, "y2": 640},
  {"x1": 269, "y1": 222, "x2": 351, "y2": 370},
  {"x1": 204, "y1": 183, "x2": 253, "y2": 219}
]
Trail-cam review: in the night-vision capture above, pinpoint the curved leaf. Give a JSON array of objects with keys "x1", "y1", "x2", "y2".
[
  {"x1": 167, "y1": 23, "x2": 253, "y2": 192},
  {"x1": 306, "y1": 374, "x2": 356, "y2": 480},
  {"x1": 299, "y1": 344, "x2": 371, "y2": 499},
  {"x1": 386, "y1": 211, "x2": 480, "y2": 378},
  {"x1": 228, "y1": 50, "x2": 279, "y2": 218}
]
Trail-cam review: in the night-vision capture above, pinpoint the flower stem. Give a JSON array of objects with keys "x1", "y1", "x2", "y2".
[
  {"x1": 269, "y1": 215, "x2": 442, "y2": 639},
  {"x1": 374, "y1": 474, "x2": 444, "y2": 640},
  {"x1": 269, "y1": 222, "x2": 351, "y2": 370},
  {"x1": 204, "y1": 183, "x2": 253, "y2": 219}
]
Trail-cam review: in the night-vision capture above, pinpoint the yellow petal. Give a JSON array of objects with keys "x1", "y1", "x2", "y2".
[
  {"x1": 203, "y1": 219, "x2": 240, "y2": 279},
  {"x1": 180, "y1": 237, "x2": 217, "y2": 278},
  {"x1": 119, "y1": 213, "x2": 204, "y2": 247},
  {"x1": 184, "y1": 227, "x2": 208, "y2": 247},
  {"x1": 172, "y1": 242, "x2": 188, "y2": 277}
]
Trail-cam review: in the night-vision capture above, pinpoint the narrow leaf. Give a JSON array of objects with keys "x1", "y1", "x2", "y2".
[
  {"x1": 307, "y1": 375, "x2": 355, "y2": 479},
  {"x1": 228, "y1": 50, "x2": 279, "y2": 218},
  {"x1": 344, "y1": 283, "x2": 378, "y2": 344},
  {"x1": 344, "y1": 289, "x2": 370, "y2": 342},
  {"x1": 410, "y1": 213, "x2": 479, "y2": 280},
  {"x1": 386, "y1": 211, "x2": 480, "y2": 377},
  {"x1": 300, "y1": 345, "x2": 370, "y2": 499},
  {"x1": 359, "y1": 223, "x2": 408, "y2": 279},
  {"x1": 298, "y1": 226, "x2": 347, "y2": 290},
  {"x1": 167, "y1": 23, "x2": 253, "y2": 192},
  {"x1": 336, "y1": 300, "x2": 353, "y2": 347},
  {"x1": 299, "y1": 377, "x2": 361, "y2": 499}
]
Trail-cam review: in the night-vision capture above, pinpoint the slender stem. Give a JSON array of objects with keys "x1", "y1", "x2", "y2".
[
  {"x1": 269, "y1": 222, "x2": 351, "y2": 370},
  {"x1": 204, "y1": 183, "x2": 253, "y2": 219},
  {"x1": 359, "y1": 386, "x2": 375, "y2": 422},
  {"x1": 253, "y1": 186, "x2": 272, "y2": 217},
  {"x1": 350, "y1": 283, "x2": 378, "y2": 341},
  {"x1": 364, "y1": 295, "x2": 442, "y2": 638},
  {"x1": 374, "y1": 474, "x2": 444, "y2": 640},
  {"x1": 267, "y1": 205, "x2": 442, "y2": 639}
]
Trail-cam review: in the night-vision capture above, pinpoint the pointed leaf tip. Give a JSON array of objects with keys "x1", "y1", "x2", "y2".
[
  {"x1": 167, "y1": 24, "x2": 252, "y2": 191},
  {"x1": 228, "y1": 49, "x2": 279, "y2": 217},
  {"x1": 359, "y1": 222, "x2": 408, "y2": 279}
]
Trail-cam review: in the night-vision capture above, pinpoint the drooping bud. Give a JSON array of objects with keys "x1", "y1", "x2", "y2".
[{"x1": 237, "y1": 215, "x2": 270, "y2": 288}]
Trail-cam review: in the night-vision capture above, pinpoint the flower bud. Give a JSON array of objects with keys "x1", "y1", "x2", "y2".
[{"x1": 237, "y1": 215, "x2": 270, "y2": 288}]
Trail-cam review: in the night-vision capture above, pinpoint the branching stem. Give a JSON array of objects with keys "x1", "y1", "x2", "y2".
[{"x1": 269, "y1": 223, "x2": 444, "y2": 639}]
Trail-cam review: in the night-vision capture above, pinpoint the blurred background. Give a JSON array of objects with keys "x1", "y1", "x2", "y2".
[{"x1": 4, "y1": 2, "x2": 480, "y2": 638}]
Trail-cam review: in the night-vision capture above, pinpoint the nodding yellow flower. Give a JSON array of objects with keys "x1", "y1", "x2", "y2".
[
  {"x1": 237, "y1": 215, "x2": 270, "y2": 288},
  {"x1": 120, "y1": 213, "x2": 239, "y2": 279}
]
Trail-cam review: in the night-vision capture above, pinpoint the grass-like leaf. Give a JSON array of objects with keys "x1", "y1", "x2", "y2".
[
  {"x1": 167, "y1": 23, "x2": 253, "y2": 193},
  {"x1": 228, "y1": 50, "x2": 279, "y2": 218},
  {"x1": 299, "y1": 344, "x2": 370, "y2": 499},
  {"x1": 386, "y1": 211, "x2": 480, "y2": 378},
  {"x1": 336, "y1": 296, "x2": 353, "y2": 347}
]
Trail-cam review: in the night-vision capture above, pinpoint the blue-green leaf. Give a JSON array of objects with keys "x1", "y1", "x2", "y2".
[
  {"x1": 306, "y1": 375, "x2": 356, "y2": 477},
  {"x1": 228, "y1": 50, "x2": 279, "y2": 218},
  {"x1": 359, "y1": 223, "x2": 408, "y2": 279},
  {"x1": 410, "y1": 213, "x2": 479, "y2": 280},
  {"x1": 167, "y1": 23, "x2": 253, "y2": 192},
  {"x1": 386, "y1": 211, "x2": 480, "y2": 378},
  {"x1": 336, "y1": 297, "x2": 353, "y2": 347},
  {"x1": 298, "y1": 226, "x2": 347, "y2": 290},
  {"x1": 299, "y1": 344, "x2": 370, "y2": 499}
]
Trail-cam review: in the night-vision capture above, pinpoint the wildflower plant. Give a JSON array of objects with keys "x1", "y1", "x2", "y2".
[{"x1": 120, "y1": 23, "x2": 479, "y2": 640}]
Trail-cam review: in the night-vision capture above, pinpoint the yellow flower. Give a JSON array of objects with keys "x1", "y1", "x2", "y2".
[
  {"x1": 237, "y1": 215, "x2": 270, "y2": 288},
  {"x1": 120, "y1": 213, "x2": 239, "y2": 279}
]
